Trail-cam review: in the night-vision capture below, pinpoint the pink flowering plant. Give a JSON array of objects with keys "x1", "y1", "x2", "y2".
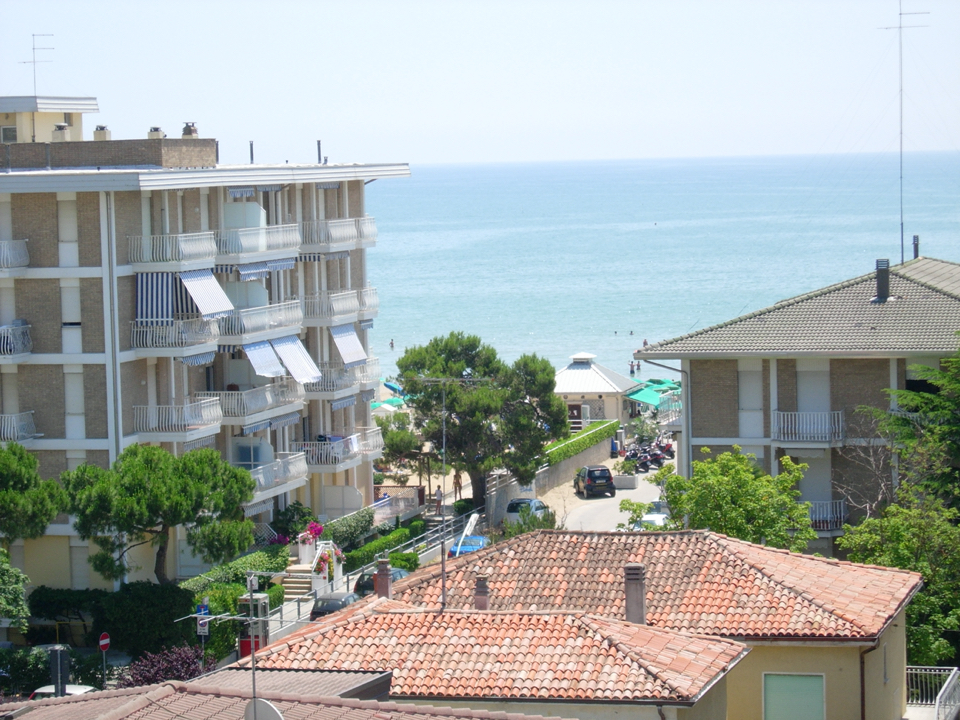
[
  {"x1": 313, "y1": 544, "x2": 345, "y2": 579},
  {"x1": 299, "y1": 520, "x2": 324, "y2": 544}
]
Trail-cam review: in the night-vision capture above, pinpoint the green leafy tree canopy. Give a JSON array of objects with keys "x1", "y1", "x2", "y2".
[
  {"x1": 63, "y1": 446, "x2": 256, "y2": 584},
  {"x1": 655, "y1": 447, "x2": 817, "y2": 553},
  {"x1": 0, "y1": 549, "x2": 29, "y2": 632},
  {"x1": 0, "y1": 442, "x2": 66, "y2": 547}
]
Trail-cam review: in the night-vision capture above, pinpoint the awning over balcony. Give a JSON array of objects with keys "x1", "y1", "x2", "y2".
[
  {"x1": 270, "y1": 411, "x2": 301, "y2": 430},
  {"x1": 331, "y1": 395, "x2": 357, "y2": 411},
  {"x1": 243, "y1": 341, "x2": 286, "y2": 378},
  {"x1": 136, "y1": 272, "x2": 175, "y2": 325},
  {"x1": 359, "y1": 319, "x2": 374, "y2": 330},
  {"x1": 241, "y1": 419, "x2": 272, "y2": 435},
  {"x1": 177, "y1": 352, "x2": 216, "y2": 366},
  {"x1": 228, "y1": 187, "x2": 256, "y2": 199},
  {"x1": 267, "y1": 258, "x2": 296, "y2": 272},
  {"x1": 270, "y1": 336, "x2": 322, "y2": 384},
  {"x1": 257, "y1": 185, "x2": 282, "y2": 193},
  {"x1": 244, "y1": 499, "x2": 274, "y2": 516},
  {"x1": 178, "y1": 270, "x2": 235, "y2": 319},
  {"x1": 331, "y1": 324, "x2": 367, "y2": 369}
]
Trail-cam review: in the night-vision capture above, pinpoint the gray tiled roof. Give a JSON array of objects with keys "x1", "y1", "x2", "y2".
[
  {"x1": 189, "y1": 667, "x2": 390, "y2": 697},
  {"x1": 635, "y1": 257, "x2": 960, "y2": 357},
  {"x1": 554, "y1": 356, "x2": 636, "y2": 394}
]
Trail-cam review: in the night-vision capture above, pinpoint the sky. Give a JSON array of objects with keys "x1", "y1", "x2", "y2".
[{"x1": 2, "y1": 1, "x2": 959, "y2": 166}]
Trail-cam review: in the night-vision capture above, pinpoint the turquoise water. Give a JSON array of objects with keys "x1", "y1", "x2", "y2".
[{"x1": 366, "y1": 153, "x2": 960, "y2": 382}]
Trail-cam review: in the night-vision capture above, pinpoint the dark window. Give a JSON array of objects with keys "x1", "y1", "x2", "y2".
[{"x1": 906, "y1": 378, "x2": 939, "y2": 395}]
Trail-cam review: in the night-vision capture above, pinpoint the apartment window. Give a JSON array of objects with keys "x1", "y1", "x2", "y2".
[
  {"x1": 763, "y1": 674, "x2": 824, "y2": 720},
  {"x1": 0, "y1": 126, "x2": 16, "y2": 144}
]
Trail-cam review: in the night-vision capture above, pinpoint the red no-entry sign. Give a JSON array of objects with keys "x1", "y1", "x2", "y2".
[{"x1": 99, "y1": 632, "x2": 110, "y2": 653}]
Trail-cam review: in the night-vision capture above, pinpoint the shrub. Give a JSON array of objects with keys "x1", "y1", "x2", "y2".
[
  {"x1": 91, "y1": 582, "x2": 195, "y2": 658},
  {"x1": 388, "y1": 552, "x2": 420, "y2": 572},
  {"x1": 502, "y1": 506, "x2": 558, "y2": 539},
  {"x1": 180, "y1": 544, "x2": 290, "y2": 595},
  {"x1": 0, "y1": 647, "x2": 50, "y2": 697},
  {"x1": 321, "y1": 507, "x2": 375, "y2": 549},
  {"x1": 116, "y1": 645, "x2": 215, "y2": 688},
  {"x1": 408, "y1": 519, "x2": 425, "y2": 538},
  {"x1": 543, "y1": 420, "x2": 618, "y2": 466},
  {"x1": 270, "y1": 501, "x2": 315, "y2": 539},
  {"x1": 453, "y1": 498, "x2": 474, "y2": 517},
  {"x1": 70, "y1": 649, "x2": 119, "y2": 690},
  {"x1": 373, "y1": 472, "x2": 385, "y2": 485},
  {"x1": 266, "y1": 583, "x2": 285, "y2": 610},
  {"x1": 344, "y1": 528, "x2": 411, "y2": 572}
]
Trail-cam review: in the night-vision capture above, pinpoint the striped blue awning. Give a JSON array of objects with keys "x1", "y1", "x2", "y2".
[
  {"x1": 359, "y1": 319, "x2": 374, "y2": 330},
  {"x1": 270, "y1": 336, "x2": 322, "y2": 384},
  {"x1": 178, "y1": 270, "x2": 234, "y2": 319},
  {"x1": 270, "y1": 411, "x2": 301, "y2": 430},
  {"x1": 257, "y1": 185, "x2": 281, "y2": 192},
  {"x1": 136, "y1": 272, "x2": 175, "y2": 325},
  {"x1": 330, "y1": 324, "x2": 367, "y2": 369},
  {"x1": 359, "y1": 389, "x2": 375, "y2": 403},
  {"x1": 331, "y1": 395, "x2": 357, "y2": 411},
  {"x1": 317, "y1": 182, "x2": 340, "y2": 190},
  {"x1": 299, "y1": 253, "x2": 324, "y2": 262},
  {"x1": 217, "y1": 344, "x2": 239, "y2": 353},
  {"x1": 183, "y1": 435, "x2": 217, "y2": 452},
  {"x1": 177, "y1": 352, "x2": 216, "y2": 366},
  {"x1": 228, "y1": 187, "x2": 255, "y2": 199},
  {"x1": 241, "y1": 420, "x2": 271, "y2": 435},
  {"x1": 243, "y1": 341, "x2": 286, "y2": 378},
  {"x1": 238, "y1": 262, "x2": 270, "y2": 281},
  {"x1": 267, "y1": 258, "x2": 296, "y2": 272}
]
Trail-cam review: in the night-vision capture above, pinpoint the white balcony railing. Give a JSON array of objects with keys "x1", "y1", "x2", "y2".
[
  {"x1": 0, "y1": 324, "x2": 32, "y2": 356},
  {"x1": 292, "y1": 436, "x2": 362, "y2": 467},
  {"x1": 299, "y1": 217, "x2": 377, "y2": 251},
  {"x1": 130, "y1": 317, "x2": 220, "y2": 349},
  {"x1": 808, "y1": 500, "x2": 847, "y2": 531},
  {"x1": 247, "y1": 452, "x2": 309, "y2": 491},
  {"x1": 358, "y1": 286, "x2": 379, "y2": 314},
  {"x1": 907, "y1": 666, "x2": 960, "y2": 718},
  {"x1": 352, "y1": 356, "x2": 380, "y2": 385},
  {"x1": 0, "y1": 239, "x2": 29, "y2": 269},
  {"x1": 658, "y1": 391, "x2": 682, "y2": 425},
  {"x1": 0, "y1": 411, "x2": 39, "y2": 442},
  {"x1": 772, "y1": 410, "x2": 844, "y2": 443},
  {"x1": 132, "y1": 398, "x2": 222, "y2": 433},
  {"x1": 298, "y1": 290, "x2": 360, "y2": 321},
  {"x1": 214, "y1": 224, "x2": 301, "y2": 257},
  {"x1": 304, "y1": 362, "x2": 357, "y2": 394},
  {"x1": 359, "y1": 426, "x2": 384, "y2": 455},
  {"x1": 127, "y1": 232, "x2": 217, "y2": 264},
  {"x1": 216, "y1": 301, "x2": 303, "y2": 338},
  {"x1": 196, "y1": 379, "x2": 304, "y2": 419}
]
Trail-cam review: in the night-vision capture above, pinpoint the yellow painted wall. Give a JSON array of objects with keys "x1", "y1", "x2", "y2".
[
  {"x1": 125, "y1": 529, "x2": 177, "y2": 584},
  {"x1": 863, "y1": 610, "x2": 908, "y2": 720},
  {"x1": 83, "y1": 544, "x2": 115, "y2": 591},
  {"x1": 23, "y1": 536, "x2": 71, "y2": 589}
]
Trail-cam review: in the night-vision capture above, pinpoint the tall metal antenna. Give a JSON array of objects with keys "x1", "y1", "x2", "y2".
[
  {"x1": 881, "y1": 3, "x2": 928, "y2": 264},
  {"x1": 19, "y1": 34, "x2": 54, "y2": 97}
]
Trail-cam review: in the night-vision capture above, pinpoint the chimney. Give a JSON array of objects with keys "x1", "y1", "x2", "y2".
[
  {"x1": 913, "y1": 235, "x2": 920, "y2": 260},
  {"x1": 875, "y1": 259, "x2": 890, "y2": 303},
  {"x1": 148, "y1": 127, "x2": 166, "y2": 140},
  {"x1": 374, "y1": 558, "x2": 393, "y2": 599},
  {"x1": 624, "y1": 563, "x2": 646, "y2": 625},
  {"x1": 51, "y1": 124, "x2": 70, "y2": 143},
  {"x1": 93, "y1": 125, "x2": 111, "y2": 142},
  {"x1": 181, "y1": 122, "x2": 199, "y2": 139},
  {"x1": 475, "y1": 574, "x2": 490, "y2": 611}
]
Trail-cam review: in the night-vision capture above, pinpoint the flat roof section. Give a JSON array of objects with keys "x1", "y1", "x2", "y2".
[{"x1": 0, "y1": 95, "x2": 100, "y2": 114}]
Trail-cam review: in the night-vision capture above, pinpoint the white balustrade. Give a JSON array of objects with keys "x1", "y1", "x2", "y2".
[
  {"x1": 292, "y1": 436, "x2": 362, "y2": 467},
  {"x1": 0, "y1": 411, "x2": 38, "y2": 442},
  {"x1": 127, "y1": 232, "x2": 217, "y2": 264},
  {"x1": 130, "y1": 317, "x2": 220, "y2": 349},
  {"x1": 132, "y1": 398, "x2": 222, "y2": 433},
  {"x1": 247, "y1": 452, "x2": 309, "y2": 490},
  {"x1": 0, "y1": 324, "x2": 32, "y2": 356},
  {"x1": 359, "y1": 426, "x2": 384, "y2": 455},
  {"x1": 304, "y1": 362, "x2": 357, "y2": 393},
  {"x1": 0, "y1": 239, "x2": 29, "y2": 269},
  {"x1": 298, "y1": 290, "x2": 359, "y2": 320},
  {"x1": 358, "y1": 286, "x2": 379, "y2": 313},
  {"x1": 807, "y1": 499, "x2": 847, "y2": 531},
  {"x1": 772, "y1": 410, "x2": 844, "y2": 442},
  {"x1": 217, "y1": 301, "x2": 303, "y2": 337},
  {"x1": 215, "y1": 224, "x2": 301, "y2": 256},
  {"x1": 196, "y1": 379, "x2": 304, "y2": 419},
  {"x1": 352, "y1": 356, "x2": 380, "y2": 386},
  {"x1": 299, "y1": 217, "x2": 377, "y2": 251}
]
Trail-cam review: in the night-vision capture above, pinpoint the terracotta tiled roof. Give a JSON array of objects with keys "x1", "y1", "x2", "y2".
[
  {"x1": 0, "y1": 681, "x2": 577, "y2": 720},
  {"x1": 238, "y1": 599, "x2": 747, "y2": 704},
  {"x1": 391, "y1": 530, "x2": 921, "y2": 641},
  {"x1": 635, "y1": 257, "x2": 960, "y2": 357},
  {"x1": 188, "y1": 667, "x2": 391, "y2": 697}
]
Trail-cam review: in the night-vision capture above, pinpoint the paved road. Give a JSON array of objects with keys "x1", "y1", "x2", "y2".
[{"x1": 540, "y1": 469, "x2": 663, "y2": 532}]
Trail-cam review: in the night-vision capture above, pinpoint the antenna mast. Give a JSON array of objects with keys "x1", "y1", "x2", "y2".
[{"x1": 19, "y1": 34, "x2": 54, "y2": 143}]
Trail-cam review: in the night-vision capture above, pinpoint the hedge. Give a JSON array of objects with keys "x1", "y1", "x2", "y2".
[
  {"x1": 321, "y1": 506, "x2": 376, "y2": 550},
  {"x1": 408, "y1": 519, "x2": 425, "y2": 538},
  {"x1": 180, "y1": 544, "x2": 290, "y2": 595},
  {"x1": 453, "y1": 498, "x2": 474, "y2": 517},
  {"x1": 388, "y1": 552, "x2": 420, "y2": 572},
  {"x1": 543, "y1": 419, "x2": 618, "y2": 466},
  {"x1": 344, "y1": 528, "x2": 411, "y2": 572}
]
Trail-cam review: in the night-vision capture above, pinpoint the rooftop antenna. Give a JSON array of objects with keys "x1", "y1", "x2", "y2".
[
  {"x1": 880, "y1": 2, "x2": 928, "y2": 265},
  {"x1": 19, "y1": 34, "x2": 54, "y2": 143}
]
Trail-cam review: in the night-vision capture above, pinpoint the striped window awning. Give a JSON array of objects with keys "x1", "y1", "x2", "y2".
[
  {"x1": 244, "y1": 498, "x2": 274, "y2": 517},
  {"x1": 330, "y1": 324, "x2": 367, "y2": 369},
  {"x1": 359, "y1": 319, "x2": 374, "y2": 330},
  {"x1": 243, "y1": 341, "x2": 286, "y2": 378},
  {"x1": 228, "y1": 187, "x2": 256, "y2": 199},
  {"x1": 257, "y1": 185, "x2": 281, "y2": 192},
  {"x1": 270, "y1": 411, "x2": 301, "y2": 430},
  {"x1": 326, "y1": 251, "x2": 350, "y2": 261},
  {"x1": 270, "y1": 336, "x2": 322, "y2": 384},
  {"x1": 136, "y1": 272, "x2": 175, "y2": 325},
  {"x1": 179, "y1": 270, "x2": 234, "y2": 319},
  {"x1": 238, "y1": 262, "x2": 270, "y2": 281},
  {"x1": 241, "y1": 419, "x2": 272, "y2": 435},
  {"x1": 183, "y1": 435, "x2": 217, "y2": 452},
  {"x1": 331, "y1": 395, "x2": 357, "y2": 411},
  {"x1": 299, "y1": 253, "x2": 325, "y2": 262},
  {"x1": 359, "y1": 389, "x2": 375, "y2": 404},
  {"x1": 177, "y1": 352, "x2": 216, "y2": 366},
  {"x1": 317, "y1": 182, "x2": 340, "y2": 190},
  {"x1": 267, "y1": 258, "x2": 296, "y2": 272}
]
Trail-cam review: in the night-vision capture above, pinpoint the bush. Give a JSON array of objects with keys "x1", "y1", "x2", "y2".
[
  {"x1": 91, "y1": 582, "x2": 195, "y2": 658},
  {"x1": 266, "y1": 583, "x2": 285, "y2": 610},
  {"x1": 388, "y1": 552, "x2": 420, "y2": 572},
  {"x1": 0, "y1": 647, "x2": 50, "y2": 697},
  {"x1": 373, "y1": 472, "x2": 385, "y2": 485},
  {"x1": 270, "y1": 501, "x2": 315, "y2": 539},
  {"x1": 116, "y1": 645, "x2": 215, "y2": 688},
  {"x1": 180, "y1": 544, "x2": 290, "y2": 595},
  {"x1": 321, "y1": 507, "x2": 375, "y2": 550},
  {"x1": 543, "y1": 419, "x2": 618, "y2": 466},
  {"x1": 70, "y1": 649, "x2": 119, "y2": 690},
  {"x1": 344, "y1": 528, "x2": 411, "y2": 572},
  {"x1": 502, "y1": 506, "x2": 558, "y2": 539},
  {"x1": 453, "y1": 498, "x2": 474, "y2": 517},
  {"x1": 408, "y1": 519, "x2": 425, "y2": 538}
]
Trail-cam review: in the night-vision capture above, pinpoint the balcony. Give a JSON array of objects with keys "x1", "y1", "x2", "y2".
[
  {"x1": 352, "y1": 356, "x2": 380, "y2": 390},
  {"x1": 127, "y1": 232, "x2": 217, "y2": 272},
  {"x1": 0, "y1": 411, "x2": 41, "y2": 445},
  {"x1": 0, "y1": 239, "x2": 29, "y2": 276},
  {"x1": 196, "y1": 379, "x2": 305, "y2": 428},
  {"x1": 772, "y1": 410, "x2": 844, "y2": 444},
  {"x1": 132, "y1": 398, "x2": 222, "y2": 443},
  {"x1": 304, "y1": 362, "x2": 359, "y2": 400},
  {"x1": 243, "y1": 452, "x2": 309, "y2": 516},
  {"x1": 292, "y1": 435, "x2": 363, "y2": 473},
  {"x1": 300, "y1": 217, "x2": 377, "y2": 255},
  {"x1": 357, "y1": 287, "x2": 379, "y2": 320},
  {"x1": 298, "y1": 290, "x2": 359, "y2": 327},
  {"x1": 130, "y1": 317, "x2": 220, "y2": 358},
  {"x1": 214, "y1": 224, "x2": 301, "y2": 265},
  {"x1": 216, "y1": 301, "x2": 303, "y2": 344},
  {"x1": 358, "y1": 426, "x2": 384, "y2": 461},
  {"x1": 0, "y1": 323, "x2": 32, "y2": 363},
  {"x1": 808, "y1": 499, "x2": 847, "y2": 534}
]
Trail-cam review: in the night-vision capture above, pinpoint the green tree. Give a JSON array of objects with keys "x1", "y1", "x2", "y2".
[
  {"x1": 376, "y1": 412, "x2": 422, "y2": 468},
  {"x1": 0, "y1": 549, "x2": 29, "y2": 632},
  {"x1": 0, "y1": 442, "x2": 66, "y2": 548},
  {"x1": 837, "y1": 489, "x2": 960, "y2": 665},
  {"x1": 615, "y1": 498, "x2": 652, "y2": 530},
  {"x1": 62, "y1": 446, "x2": 256, "y2": 584},
  {"x1": 501, "y1": 504, "x2": 559, "y2": 538},
  {"x1": 398, "y1": 332, "x2": 569, "y2": 506},
  {"x1": 655, "y1": 447, "x2": 817, "y2": 553}
]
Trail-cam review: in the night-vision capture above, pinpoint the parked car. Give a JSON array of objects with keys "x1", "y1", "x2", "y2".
[
  {"x1": 574, "y1": 466, "x2": 617, "y2": 498},
  {"x1": 310, "y1": 591, "x2": 360, "y2": 620},
  {"x1": 30, "y1": 685, "x2": 96, "y2": 701},
  {"x1": 448, "y1": 535, "x2": 490, "y2": 558},
  {"x1": 353, "y1": 567, "x2": 410, "y2": 597},
  {"x1": 630, "y1": 501, "x2": 670, "y2": 530},
  {"x1": 504, "y1": 498, "x2": 549, "y2": 525}
]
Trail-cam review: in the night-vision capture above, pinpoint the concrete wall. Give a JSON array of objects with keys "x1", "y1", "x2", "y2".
[
  {"x1": 863, "y1": 609, "x2": 908, "y2": 720},
  {"x1": 690, "y1": 360, "x2": 738, "y2": 437}
]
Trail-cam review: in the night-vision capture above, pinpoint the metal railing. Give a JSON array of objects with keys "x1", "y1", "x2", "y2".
[
  {"x1": 658, "y1": 391, "x2": 682, "y2": 425},
  {"x1": 127, "y1": 232, "x2": 217, "y2": 264},
  {"x1": 352, "y1": 356, "x2": 380, "y2": 386},
  {"x1": 299, "y1": 217, "x2": 377, "y2": 251},
  {"x1": 358, "y1": 286, "x2": 379, "y2": 313},
  {"x1": 246, "y1": 452, "x2": 309, "y2": 490},
  {"x1": 214, "y1": 224, "x2": 301, "y2": 257},
  {"x1": 0, "y1": 411, "x2": 38, "y2": 442},
  {"x1": 292, "y1": 435, "x2": 362, "y2": 467},
  {"x1": 772, "y1": 410, "x2": 845, "y2": 443},
  {"x1": 908, "y1": 667, "x2": 960, "y2": 719},
  {"x1": 132, "y1": 398, "x2": 222, "y2": 433},
  {"x1": 252, "y1": 522, "x2": 279, "y2": 547},
  {"x1": 130, "y1": 317, "x2": 219, "y2": 348},
  {"x1": 359, "y1": 426, "x2": 384, "y2": 455},
  {"x1": 0, "y1": 239, "x2": 29, "y2": 269},
  {"x1": 0, "y1": 324, "x2": 32, "y2": 356},
  {"x1": 216, "y1": 300, "x2": 303, "y2": 337},
  {"x1": 304, "y1": 362, "x2": 357, "y2": 394},
  {"x1": 298, "y1": 290, "x2": 359, "y2": 320},
  {"x1": 939, "y1": 669, "x2": 960, "y2": 720},
  {"x1": 196, "y1": 379, "x2": 304, "y2": 419},
  {"x1": 808, "y1": 499, "x2": 847, "y2": 531}
]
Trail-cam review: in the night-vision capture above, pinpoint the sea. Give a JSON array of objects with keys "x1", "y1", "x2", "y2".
[{"x1": 365, "y1": 152, "x2": 960, "y2": 383}]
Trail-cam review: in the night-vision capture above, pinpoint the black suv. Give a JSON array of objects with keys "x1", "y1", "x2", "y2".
[
  {"x1": 310, "y1": 591, "x2": 360, "y2": 620},
  {"x1": 574, "y1": 465, "x2": 616, "y2": 498}
]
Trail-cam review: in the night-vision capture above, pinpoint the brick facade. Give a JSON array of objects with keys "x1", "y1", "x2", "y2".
[
  {"x1": 19, "y1": 365, "x2": 65, "y2": 438},
  {"x1": 83, "y1": 365, "x2": 108, "y2": 438},
  {"x1": 776, "y1": 359, "x2": 797, "y2": 412},
  {"x1": 831, "y1": 359, "x2": 889, "y2": 437},
  {"x1": 690, "y1": 359, "x2": 738, "y2": 437},
  {"x1": 17, "y1": 280, "x2": 61, "y2": 353},
  {"x1": 77, "y1": 192, "x2": 102, "y2": 266},
  {"x1": 80, "y1": 278, "x2": 105, "y2": 353},
  {"x1": 113, "y1": 191, "x2": 142, "y2": 266},
  {"x1": 4, "y1": 139, "x2": 217, "y2": 170},
  {"x1": 117, "y1": 276, "x2": 136, "y2": 351},
  {"x1": 120, "y1": 360, "x2": 148, "y2": 436},
  {"x1": 33, "y1": 451, "x2": 67, "y2": 480},
  {"x1": 182, "y1": 189, "x2": 202, "y2": 233},
  {"x1": 11, "y1": 193, "x2": 58, "y2": 267}
]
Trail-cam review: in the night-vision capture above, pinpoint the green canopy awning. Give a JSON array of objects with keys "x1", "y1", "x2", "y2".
[{"x1": 626, "y1": 387, "x2": 664, "y2": 407}]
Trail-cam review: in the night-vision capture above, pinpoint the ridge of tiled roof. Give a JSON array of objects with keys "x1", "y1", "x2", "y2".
[
  {"x1": 236, "y1": 598, "x2": 747, "y2": 704},
  {"x1": 391, "y1": 529, "x2": 921, "y2": 641}
]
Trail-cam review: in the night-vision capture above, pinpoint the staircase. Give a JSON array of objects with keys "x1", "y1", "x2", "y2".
[{"x1": 282, "y1": 563, "x2": 313, "y2": 598}]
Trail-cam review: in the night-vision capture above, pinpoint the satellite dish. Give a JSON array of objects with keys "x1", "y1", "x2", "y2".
[{"x1": 244, "y1": 698, "x2": 284, "y2": 720}]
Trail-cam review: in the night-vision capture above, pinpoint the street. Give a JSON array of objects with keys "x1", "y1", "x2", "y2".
[{"x1": 539, "y1": 468, "x2": 663, "y2": 532}]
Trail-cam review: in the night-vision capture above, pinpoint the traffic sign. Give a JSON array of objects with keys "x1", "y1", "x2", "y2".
[
  {"x1": 196, "y1": 603, "x2": 210, "y2": 636},
  {"x1": 98, "y1": 632, "x2": 110, "y2": 653}
]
